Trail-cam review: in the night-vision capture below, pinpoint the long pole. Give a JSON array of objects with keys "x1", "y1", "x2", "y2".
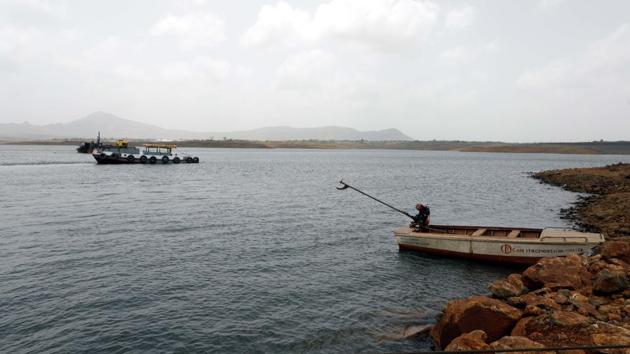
[{"x1": 337, "y1": 180, "x2": 415, "y2": 220}]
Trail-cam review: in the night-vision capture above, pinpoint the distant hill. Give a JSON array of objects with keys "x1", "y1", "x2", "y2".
[
  {"x1": 222, "y1": 126, "x2": 412, "y2": 141},
  {"x1": 0, "y1": 112, "x2": 209, "y2": 140},
  {"x1": 0, "y1": 111, "x2": 413, "y2": 141}
]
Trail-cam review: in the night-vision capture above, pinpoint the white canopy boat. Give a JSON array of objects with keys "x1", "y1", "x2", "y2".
[{"x1": 393, "y1": 225, "x2": 604, "y2": 264}]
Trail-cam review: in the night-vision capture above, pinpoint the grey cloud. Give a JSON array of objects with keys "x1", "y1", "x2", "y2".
[{"x1": 0, "y1": 0, "x2": 629, "y2": 141}]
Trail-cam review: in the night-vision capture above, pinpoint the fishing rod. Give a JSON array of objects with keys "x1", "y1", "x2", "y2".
[{"x1": 337, "y1": 180, "x2": 415, "y2": 220}]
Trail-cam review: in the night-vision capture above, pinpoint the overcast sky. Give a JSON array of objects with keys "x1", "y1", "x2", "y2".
[{"x1": 1, "y1": 0, "x2": 629, "y2": 141}]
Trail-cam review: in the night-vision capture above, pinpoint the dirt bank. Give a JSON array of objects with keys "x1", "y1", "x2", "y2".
[{"x1": 532, "y1": 163, "x2": 630, "y2": 238}]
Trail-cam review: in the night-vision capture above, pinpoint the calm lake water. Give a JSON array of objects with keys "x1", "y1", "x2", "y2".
[{"x1": 2, "y1": 146, "x2": 629, "y2": 353}]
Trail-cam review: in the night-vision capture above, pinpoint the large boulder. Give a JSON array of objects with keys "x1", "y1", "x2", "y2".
[
  {"x1": 494, "y1": 314, "x2": 630, "y2": 352},
  {"x1": 522, "y1": 254, "x2": 591, "y2": 290},
  {"x1": 444, "y1": 330, "x2": 490, "y2": 351},
  {"x1": 489, "y1": 274, "x2": 528, "y2": 299},
  {"x1": 431, "y1": 296, "x2": 522, "y2": 349},
  {"x1": 600, "y1": 240, "x2": 630, "y2": 264},
  {"x1": 514, "y1": 311, "x2": 593, "y2": 347},
  {"x1": 590, "y1": 321, "x2": 630, "y2": 347},
  {"x1": 593, "y1": 269, "x2": 629, "y2": 294},
  {"x1": 489, "y1": 336, "x2": 550, "y2": 354}
]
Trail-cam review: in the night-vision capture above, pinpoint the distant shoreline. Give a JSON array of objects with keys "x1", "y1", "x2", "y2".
[{"x1": 2, "y1": 139, "x2": 630, "y2": 155}]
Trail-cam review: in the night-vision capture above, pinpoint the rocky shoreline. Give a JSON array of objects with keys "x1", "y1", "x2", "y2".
[
  {"x1": 532, "y1": 163, "x2": 630, "y2": 238},
  {"x1": 425, "y1": 163, "x2": 630, "y2": 352}
]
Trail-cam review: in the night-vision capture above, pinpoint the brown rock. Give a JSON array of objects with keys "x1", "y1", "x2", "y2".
[
  {"x1": 508, "y1": 274, "x2": 527, "y2": 291},
  {"x1": 489, "y1": 336, "x2": 551, "y2": 354},
  {"x1": 490, "y1": 274, "x2": 527, "y2": 299},
  {"x1": 608, "y1": 258, "x2": 630, "y2": 268},
  {"x1": 571, "y1": 300, "x2": 603, "y2": 319},
  {"x1": 605, "y1": 265, "x2": 630, "y2": 276},
  {"x1": 519, "y1": 311, "x2": 594, "y2": 347},
  {"x1": 593, "y1": 269, "x2": 629, "y2": 294},
  {"x1": 608, "y1": 312, "x2": 623, "y2": 322},
  {"x1": 549, "y1": 311, "x2": 590, "y2": 327},
  {"x1": 511, "y1": 316, "x2": 534, "y2": 337},
  {"x1": 520, "y1": 293, "x2": 562, "y2": 311},
  {"x1": 589, "y1": 295, "x2": 610, "y2": 306},
  {"x1": 444, "y1": 330, "x2": 490, "y2": 351},
  {"x1": 430, "y1": 295, "x2": 522, "y2": 349},
  {"x1": 522, "y1": 254, "x2": 591, "y2": 290},
  {"x1": 581, "y1": 285, "x2": 594, "y2": 296},
  {"x1": 524, "y1": 305, "x2": 545, "y2": 316},
  {"x1": 570, "y1": 292, "x2": 589, "y2": 303},
  {"x1": 507, "y1": 296, "x2": 524, "y2": 307},
  {"x1": 599, "y1": 304, "x2": 622, "y2": 315},
  {"x1": 589, "y1": 254, "x2": 602, "y2": 262},
  {"x1": 490, "y1": 280, "x2": 522, "y2": 299},
  {"x1": 590, "y1": 322, "x2": 630, "y2": 354},
  {"x1": 607, "y1": 258, "x2": 630, "y2": 271},
  {"x1": 554, "y1": 294, "x2": 569, "y2": 305},
  {"x1": 588, "y1": 260, "x2": 609, "y2": 274},
  {"x1": 609, "y1": 257, "x2": 629, "y2": 265},
  {"x1": 532, "y1": 287, "x2": 552, "y2": 296},
  {"x1": 600, "y1": 240, "x2": 630, "y2": 264},
  {"x1": 558, "y1": 289, "x2": 572, "y2": 297}
]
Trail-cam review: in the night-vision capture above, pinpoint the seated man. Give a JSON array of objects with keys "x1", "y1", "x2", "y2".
[{"x1": 412, "y1": 203, "x2": 430, "y2": 230}]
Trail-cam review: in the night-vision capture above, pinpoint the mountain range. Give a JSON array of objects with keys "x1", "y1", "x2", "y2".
[{"x1": 0, "y1": 112, "x2": 413, "y2": 141}]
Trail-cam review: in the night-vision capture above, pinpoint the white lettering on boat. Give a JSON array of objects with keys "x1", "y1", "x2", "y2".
[{"x1": 500, "y1": 243, "x2": 586, "y2": 255}]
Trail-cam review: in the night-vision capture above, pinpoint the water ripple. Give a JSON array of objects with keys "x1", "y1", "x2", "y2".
[{"x1": 2, "y1": 145, "x2": 630, "y2": 353}]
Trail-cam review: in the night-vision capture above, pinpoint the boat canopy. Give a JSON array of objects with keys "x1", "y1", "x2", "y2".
[{"x1": 143, "y1": 143, "x2": 177, "y2": 149}]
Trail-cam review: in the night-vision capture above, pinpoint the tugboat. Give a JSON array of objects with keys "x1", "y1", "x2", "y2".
[
  {"x1": 92, "y1": 139, "x2": 199, "y2": 164},
  {"x1": 76, "y1": 132, "x2": 101, "y2": 153},
  {"x1": 77, "y1": 141, "x2": 96, "y2": 153}
]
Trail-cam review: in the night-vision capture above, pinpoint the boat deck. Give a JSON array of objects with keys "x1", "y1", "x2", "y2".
[
  {"x1": 417, "y1": 225, "x2": 542, "y2": 238},
  {"x1": 394, "y1": 224, "x2": 604, "y2": 243}
]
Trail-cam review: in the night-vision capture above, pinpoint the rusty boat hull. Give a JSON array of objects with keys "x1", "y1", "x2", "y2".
[{"x1": 393, "y1": 224, "x2": 604, "y2": 265}]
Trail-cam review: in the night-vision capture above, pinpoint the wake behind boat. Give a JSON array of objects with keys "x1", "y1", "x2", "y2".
[{"x1": 337, "y1": 180, "x2": 605, "y2": 265}]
